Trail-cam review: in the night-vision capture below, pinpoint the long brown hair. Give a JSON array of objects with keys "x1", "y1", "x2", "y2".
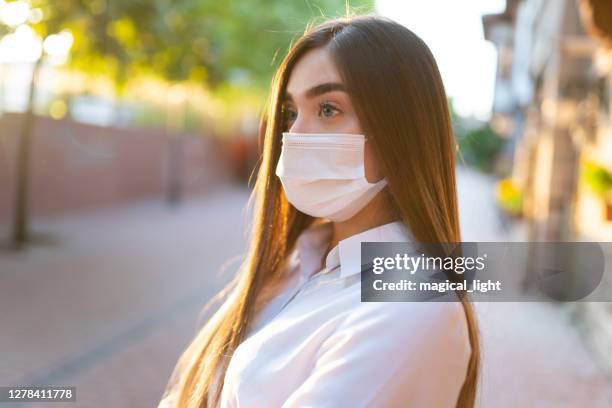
[{"x1": 165, "y1": 12, "x2": 480, "y2": 408}]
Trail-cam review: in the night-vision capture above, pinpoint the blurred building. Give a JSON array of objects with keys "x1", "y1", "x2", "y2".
[{"x1": 483, "y1": 0, "x2": 612, "y2": 373}]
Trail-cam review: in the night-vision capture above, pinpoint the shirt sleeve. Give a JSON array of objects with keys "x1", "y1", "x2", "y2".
[{"x1": 281, "y1": 301, "x2": 472, "y2": 408}]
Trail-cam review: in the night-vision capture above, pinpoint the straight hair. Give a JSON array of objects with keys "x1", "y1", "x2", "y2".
[{"x1": 164, "y1": 13, "x2": 480, "y2": 408}]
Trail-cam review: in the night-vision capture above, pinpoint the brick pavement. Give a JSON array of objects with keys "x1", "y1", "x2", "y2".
[{"x1": 1, "y1": 170, "x2": 611, "y2": 407}]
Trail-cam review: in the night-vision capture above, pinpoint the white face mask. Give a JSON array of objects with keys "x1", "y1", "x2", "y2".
[{"x1": 275, "y1": 132, "x2": 388, "y2": 222}]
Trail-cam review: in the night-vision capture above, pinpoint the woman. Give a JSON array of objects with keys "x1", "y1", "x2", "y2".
[{"x1": 159, "y1": 12, "x2": 480, "y2": 408}]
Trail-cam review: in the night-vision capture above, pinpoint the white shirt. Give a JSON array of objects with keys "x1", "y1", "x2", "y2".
[{"x1": 159, "y1": 220, "x2": 471, "y2": 407}]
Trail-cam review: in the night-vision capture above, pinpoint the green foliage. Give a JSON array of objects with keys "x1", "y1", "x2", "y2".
[
  {"x1": 26, "y1": 0, "x2": 375, "y2": 93},
  {"x1": 582, "y1": 161, "x2": 612, "y2": 198},
  {"x1": 455, "y1": 124, "x2": 505, "y2": 173},
  {"x1": 448, "y1": 98, "x2": 506, "y2": 174}
]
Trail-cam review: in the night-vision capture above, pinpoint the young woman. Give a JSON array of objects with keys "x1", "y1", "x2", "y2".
[{"x1": 159, "y1": 13, "x2": 480, "y2": 408}]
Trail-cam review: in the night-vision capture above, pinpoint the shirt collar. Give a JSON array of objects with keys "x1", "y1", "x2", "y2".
[{"x1": 294, "y1": 219, "x2": 414, "y2": 280}]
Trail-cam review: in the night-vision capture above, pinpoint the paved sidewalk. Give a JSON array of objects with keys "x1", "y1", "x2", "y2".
[
  {"x1": 0, "y1": 169, "x2": 611, "y2": 407},
  {"x1": 457, "y1": 167, "x2": 612, "y2": 407},
  {"x1": 0, "y1": 186, "x2": 250, "y2": 407}
]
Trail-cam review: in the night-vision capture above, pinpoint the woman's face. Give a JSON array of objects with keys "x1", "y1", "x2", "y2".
[{"x1": 283, "y1": 47, "x2": 383, "y2": 183}]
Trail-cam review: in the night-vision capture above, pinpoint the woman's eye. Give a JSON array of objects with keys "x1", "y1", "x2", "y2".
[
  {"x1": 319, "y1": 102, "x2": 340, "y2": 118},
  {"x1": 282, "y1": 102, "x2": 341, "y2": 125},
  {"x1": 284, "y1": 108, "x2": 297, "y2": 122}
]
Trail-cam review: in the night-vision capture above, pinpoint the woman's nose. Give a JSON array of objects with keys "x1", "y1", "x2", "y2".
[
  {"x1": 288, "y1": 123, "x2": 304, "y2": 134},
  {"x1": 288, "y1": 117, "x2": 311, "y2": 134}
]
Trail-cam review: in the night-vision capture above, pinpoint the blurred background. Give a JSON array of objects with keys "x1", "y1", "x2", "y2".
[{"x1": 1, "y1": 0, "x2": 612, "y2": 406}]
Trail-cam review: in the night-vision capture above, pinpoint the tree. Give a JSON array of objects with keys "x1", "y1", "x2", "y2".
[{"x1": 8, "y1": 0, "x2": 374, "y2": 248}]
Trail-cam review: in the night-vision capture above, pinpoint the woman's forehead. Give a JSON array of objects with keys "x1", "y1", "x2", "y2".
[{"x1": 286, "y1": 48, "x2": 342, "y2": 99}]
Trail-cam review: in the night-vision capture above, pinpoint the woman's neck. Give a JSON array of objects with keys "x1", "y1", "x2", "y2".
[{"x1": 325, "y1": 192, "x2": 399, "y2": 257}]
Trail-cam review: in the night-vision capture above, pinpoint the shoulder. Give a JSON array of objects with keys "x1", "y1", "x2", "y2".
[
  {"x1": 327, "y1": 297, "x2": 471, "y2": 362},
  {"x1": 312, "y1": 298, "x2": 472, "y2": 406},
  {"x1": 346, "y1": 299, "x2": 467, "y2": 334}
]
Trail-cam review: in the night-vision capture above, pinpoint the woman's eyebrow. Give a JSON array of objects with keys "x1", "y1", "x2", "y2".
[{"x1": 285, "y1": 82, "x2": 347, "y2": 101}]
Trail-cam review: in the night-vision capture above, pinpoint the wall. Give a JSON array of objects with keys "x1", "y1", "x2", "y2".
[{"x1": 0, "y1": 113, "x2": 234, "y2": 224}]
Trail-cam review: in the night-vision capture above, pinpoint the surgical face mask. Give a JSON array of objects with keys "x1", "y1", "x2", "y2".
[{"x1": 275, "y1": 132, "x2": 388, "y2": 222}]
